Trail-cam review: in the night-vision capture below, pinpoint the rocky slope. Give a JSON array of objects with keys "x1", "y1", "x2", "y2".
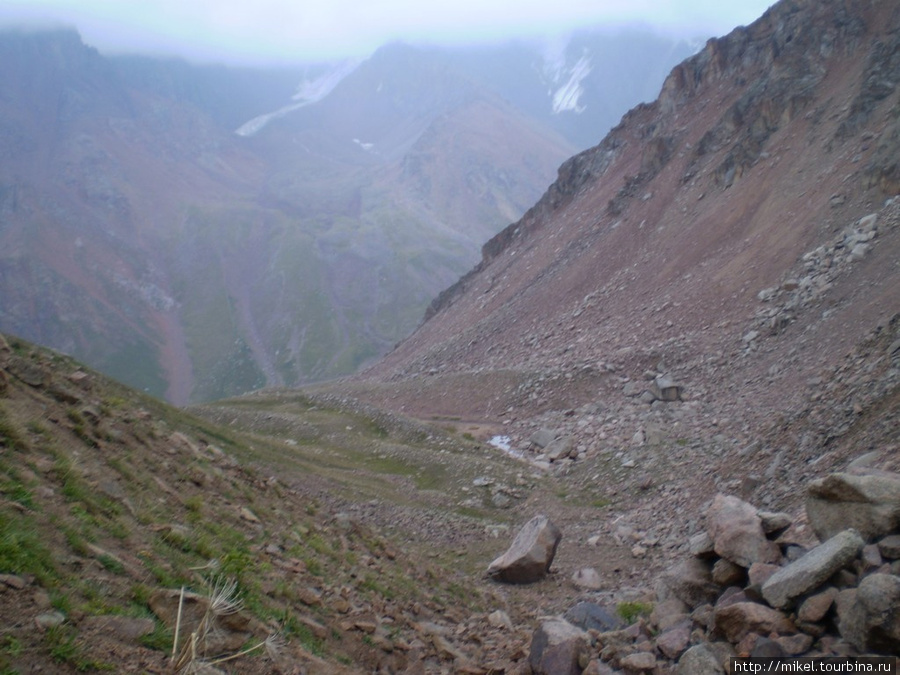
[{"x1": 352, "y1": 0, "x2": 900, "y2": 481}]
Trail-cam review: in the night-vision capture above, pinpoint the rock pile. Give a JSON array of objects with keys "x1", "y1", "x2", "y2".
[
  {"x1": 526, "y1": 469, "x2": 900, "y2": 674},
  {"x1": 749, "y1": 208, "x2": 889, "y2": 348}
]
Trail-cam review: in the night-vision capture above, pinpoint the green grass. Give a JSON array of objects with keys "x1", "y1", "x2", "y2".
[
  {"x1": 616, "y1": 601, "x2": 653, "y2": 625},
  {"x1": 0, "y1": 404, "x2": 29, "y2": 452},
  {"x1": 0, "y1": 513, "x2": 58, "y2": 586},
  {"x1": 44, "y1": 625, "x2": 114, "y2": 671}
]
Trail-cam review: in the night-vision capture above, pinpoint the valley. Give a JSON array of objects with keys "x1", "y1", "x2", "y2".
[{"x1": 0, "y1": 0, "x2": 899, "y2": 672}]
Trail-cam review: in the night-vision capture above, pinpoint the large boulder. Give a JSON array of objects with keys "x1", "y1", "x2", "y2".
[
  {"x1": 529, "y1": 618, "x2": 590, "y2": 675},
  {"x1": 707, "y1": 494, "x2": 781, "y2": 568},
  {"x1": 837, "y1": 573, "x2": 900, "y2": 655},
  {"x1": 676, "y1": 643, "x2": 723, "y2": 675},
  {"x1": 487, "y1": 515, "x2": 561, "y2": 583},
  {"x1": 806, "y1": 472, "x2": 900, "y2": 542},
  {"x1": 761, "y1": 529, "x2": 863, "y2": 609}
]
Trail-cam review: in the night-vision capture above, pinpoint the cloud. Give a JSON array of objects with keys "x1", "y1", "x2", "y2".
[{"x1": 0, "y1": 0, "x2": 775, "y2": 64}]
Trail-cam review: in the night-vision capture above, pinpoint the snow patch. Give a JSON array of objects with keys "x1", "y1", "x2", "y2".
[
  {"x1": 235, "y1": 59, "x2": 362, "y2": 137},
  {"x1": 353, "y1": 138, "x2": 374, "y2": 151},
  {"x1": 551, "y1": 53, "x2": 592, "y2": 114},
  {"x1": 488, "y1": 435, "x2": 512, "y2": 451},
  {"x1": 538, "y1": 35, "x2": 592, "y2": 115}
]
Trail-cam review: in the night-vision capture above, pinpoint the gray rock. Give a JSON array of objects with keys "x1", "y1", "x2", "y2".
[
  {"x1": 529, "y1": 618, "x2": 590, "y2": 675},
  {"x1": 34, "y1": 611, "x2": 66, "y2": 630},
  {"x1": 0, "y1": 574, "x2": 27, "y2": 589},
  {"x1": 806, "y1": 472, "x2": 900, "y2": 542},
  {"x1": 623, "y1": 381, "x2": 645, "y2": 397},
  {"x1": 707, "y1": 494, "x2": 781, "y2": 568},
  {"x1": 677, "y1": 643, "x2": 724, "y2": 675},
  {"x1": 878, "y1": 534, "x2": 900, "y2": 560},
  {"x1": 530, "y1": 428, "x2": 557, "y2": 449},
  {"x1": 837, "y1": 573, "x2": 900, "y2": 655},
  {"x1": 564, "y1": 602, "x2": 622, "y2": 633},
  {"x1": 488, "y1": 609, "x2": 513, "y2": 630},
  {"x1": 487, "y1": 515, "x2": 562, "y2": 583},
  {"x1": 546, "y1": 436, "x2": 574, "y2": 461},
  {"x1": 761, "y1": 529, "x2": 864, "y2": 609},
  {"x1": 750, "y1": 637, "x2": 786, "y2": 658},
  {"x1": 6, "y1": 356, "x2": 48, "y2": 387}
]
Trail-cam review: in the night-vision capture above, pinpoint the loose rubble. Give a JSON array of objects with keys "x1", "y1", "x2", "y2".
[{"x1": 524, "y1": 468, "x2": 900, "y2": 672}]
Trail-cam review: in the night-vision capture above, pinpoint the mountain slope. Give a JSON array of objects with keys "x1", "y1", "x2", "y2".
[
  {"x1": 2, "y1": 333, "x2": 594, "y2": 673},
  {"x1": 344, "y1": 0, "x2": 900, "y2": 516}
]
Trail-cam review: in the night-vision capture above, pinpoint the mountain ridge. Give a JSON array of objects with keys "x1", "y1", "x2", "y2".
[{"x1": 0, "y1": 26, "x2": 695, "y2": 404}]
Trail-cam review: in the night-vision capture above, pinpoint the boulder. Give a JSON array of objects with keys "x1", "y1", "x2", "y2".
[
  {"x1": 713, "y1": 602, "x2": 795, "y2": 642},
  {"x1": 797, "y1": 587, "x2": 838, "y2": 623},
  {"x1": 487, "y1": 515, "x2": 561, "y2": 583},
  {"x1": 689, "y1": 531, "x2": 716, "y2": 558},
  {"x1": 620, "y1": 652, "x2": 657, "y2": 671},
  {"x1": 656, "y1": 619, "x2": 692, "y2": 659},
  {"x1": 529, "y1": 618, "x2": 590, "y2": 675},
  {"x1": 564, "y1": 602, "x2": 622, "y2": 633},
  {"x1": 546, "y1": 436, "x2": 574, "y2": 461},
  {"x1": 806, "y1": 472, "x2": 900, "y2": 542},
  {"x1": 837, "y1": 573, "x2": 900, "y2": 655},
  {"x1": 676, "y1": 643, "x2": 723, "y2": 675},
  {"x1": 761, "y1": 529, "x2": 864, "y2": 609},
  {"x1": 878, "y1": 534, "x2": 900, "y2": 560},
  {"x1": 707, "y1": 494, "x2": 781, "y2": 568},
  {"x1": 654, "y1": 375, "x2": 683, "y2": 402},
  {"x1": 530, "y1": 429, "x2": 557, "y2": 449}
]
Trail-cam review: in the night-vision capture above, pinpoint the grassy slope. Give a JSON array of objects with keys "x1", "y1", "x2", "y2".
[{"x1": 0, "y1": 333, "x2": 554, "y2": 673}]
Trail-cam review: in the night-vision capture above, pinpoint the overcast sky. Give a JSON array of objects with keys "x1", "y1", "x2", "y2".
[{"x1": 2, "y1": 0, "x2": 775, "y2": 64}]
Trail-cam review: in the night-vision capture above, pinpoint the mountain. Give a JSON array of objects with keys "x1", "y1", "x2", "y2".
[
  {"x1": 3, "y1": 1, "x2": 900, "y2": 670},
  {"x1": 437, "y1": 28, "x2": 699, "y2": 149},
  {"x1": 0, "y1": 31, "x2": 569, "y2": 403},
  {"x1": 0, "y1": 28, "x2": 692, "y2": 405},
  {"x1": 344, "y1": 0, "x2": 900, "y2": 518}
]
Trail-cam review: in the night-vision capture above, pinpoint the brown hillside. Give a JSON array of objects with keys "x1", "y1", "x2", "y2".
[{"x1": 338, "y1": 0, "x2": 900, "y2": 540}]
